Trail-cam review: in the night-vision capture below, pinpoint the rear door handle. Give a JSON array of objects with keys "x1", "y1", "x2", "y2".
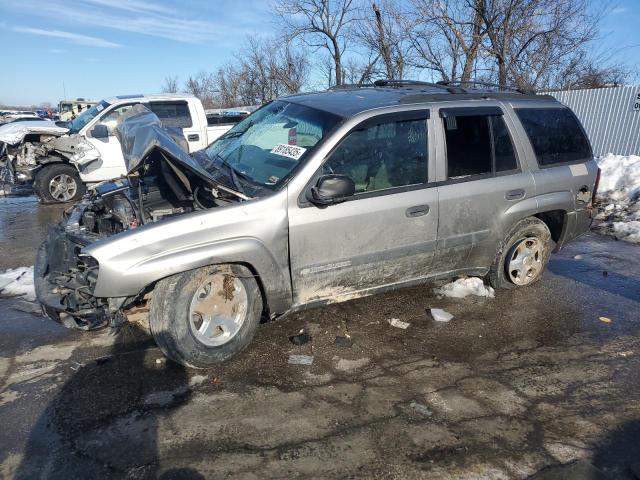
[
  {"x1": 187, "y1": 134, "x2": 199, "y2": 141},
  {"x1": 406, "y1": 205, "x2": 430, "y2": 218},
  {"x1": 505, "y1": 189, "x2": 525, "y2": 200}
]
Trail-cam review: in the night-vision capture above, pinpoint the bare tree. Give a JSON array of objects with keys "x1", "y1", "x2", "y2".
[
  {"x1": 273, "y1": 0, "x2": 359, "y2": 86},
  {"x1": 407, "y1": 0, "x2": 485, "y2": 82},
  {"x1": 161, "y1": 76, "x2": 179, "y2": 93},
  {"x1": 478, "y1": 0, "x2": 600, "y2": 89},
  {"x1": 355, "y1": 1, "x2": 412, "y2": 80},
  {"x1": 184, "y1": 72, "x2": 217, "y2": 108}
]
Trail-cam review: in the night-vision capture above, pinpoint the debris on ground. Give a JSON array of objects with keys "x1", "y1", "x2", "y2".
[
  {"x1": 289, "y1": 330, "x2": 312, "y2": 345},
  {"x1": 388, "y1": 318, "x2": 410, "y2": 329},
  {"x1": 573, "y1": 254, "x2": 583, "y2": 260},
  {"x1": 155, "y1": 358, "x2": 166, "y2": 365},
  {"x1": 334, "y1": 335, "x2": 353, "y2": 348},
  {"x1": 0, "y1": 266, "x2": 36, "y2": 301},
  {"x1": 334, "y1": 357, "x2": 370, "y2": 372},
  {"x1": 288, "y1": 354, "x2": 314, "y2": 365},
  {"x1": 430, "y1": 308, "x2": 454, "y2": 322},
  {"x1": 598, "y1": 316, "x2": 612, "y2": 324},
  {"x1": 409, "y1": 401, "x2": 433, "y2": 417},
  {"x1": 434, "y1": 277, "x2": 495, "y2": 299},
  {"x1": 11, "y1": 300, "x2": 42, "y2": 315}
]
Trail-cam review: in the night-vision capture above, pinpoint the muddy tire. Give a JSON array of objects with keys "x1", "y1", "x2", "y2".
[
  {"x1": 34, "y1": 163, "x2": 85, "y2": 204},
  {"x1": 487, "y1": 217, "x2": 554, "y2": 290},
  {"x1": 149, "y1": 265, "x2": 263, "y2": 368}
]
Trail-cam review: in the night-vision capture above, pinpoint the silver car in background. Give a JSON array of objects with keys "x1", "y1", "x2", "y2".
[{"x1": 35, "y1": 80, "x2": 599, "y2": 367}]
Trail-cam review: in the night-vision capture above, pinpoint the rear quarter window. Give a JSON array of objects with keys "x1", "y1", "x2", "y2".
[{"x1": 515, "y1": 107, "x2": 592, "y2": 166}]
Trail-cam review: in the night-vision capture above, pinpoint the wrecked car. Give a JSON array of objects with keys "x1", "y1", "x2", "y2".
[
  {"x1": 1, "y1": 94, "x2": 240, "y2": 203},
  {"x1": 35, "y1": 81, "x2": 599, "y2": 367}
]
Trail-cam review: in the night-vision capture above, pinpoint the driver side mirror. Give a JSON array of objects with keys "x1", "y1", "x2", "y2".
[
  {"x1": 91, "y1": 124, "x2": 109, "y2": 139},
  {"x1": 307, "y1": 174, "x2": 355, "y2": 206}
]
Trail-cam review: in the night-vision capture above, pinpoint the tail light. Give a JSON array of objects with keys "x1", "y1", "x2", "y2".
[{"x1": 592, "y1": 167, "x2": 601, "y2": 205}]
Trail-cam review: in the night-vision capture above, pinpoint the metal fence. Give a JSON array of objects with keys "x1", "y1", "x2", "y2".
[{"x1": 544, "y1": 86, "x2": 640, "y2": 157}]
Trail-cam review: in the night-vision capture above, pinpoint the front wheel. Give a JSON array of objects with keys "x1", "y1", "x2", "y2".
[
  {"x1": 487, "y1": 217, "x2": 554, "y2": 289},
  {"x1": 34, "y1": 163, "x2": 85, "y2": 203},
  {"x1": 149, "y1": 265, "x2": 263, "y2": 368}
]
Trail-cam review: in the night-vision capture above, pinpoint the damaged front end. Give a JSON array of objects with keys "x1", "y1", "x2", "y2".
[
  {"x1": 35, "y1": 105, "x2": 248, "y2": 330},
  {"x1": 0, "y1": 121, "x2": 100, "y2": 193}
]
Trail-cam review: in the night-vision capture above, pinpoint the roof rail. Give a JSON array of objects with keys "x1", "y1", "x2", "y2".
[
  {"x1": 436, "y1": 80, "x2": 535, "y2": 95},
  {"x1": 373, "y1": 79, "x2": 450, "y2": 89},
  {"x1": 328, "y1": 83, "x2": 375, "y2": 90}
]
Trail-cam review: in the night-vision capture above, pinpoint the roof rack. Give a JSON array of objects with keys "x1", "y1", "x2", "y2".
[
  {"x1": 373, "y1": 79, "x2": 447, "y2": 89},
  {"x1": 436, "y1": 80, "x2": 535, "y2": 95}
]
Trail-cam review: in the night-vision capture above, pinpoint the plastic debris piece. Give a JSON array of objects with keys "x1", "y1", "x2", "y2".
[
  {"x1": 334, "y1": 336, "x2": 354, "y2": 348},
  {"x1": 288, "y1": 354, "x2": 314, "y2": 365},
  {"x1": 388, "y1": 318, "x2": 410, "y2": 329},
  {"x1": 410, "y1": 401, "x2": 433, "y2": 417},
  {"x1": 430, "y1": 308, "x2": 454, "y2": 322},
  {"x1": 289, "y1": 332, "x2": 312, "y2": 345},
  {"x1": 573, "y1": 254, "x2": 583, "y2": 260},
  {"x1": 598, "y1": 316, "x2": 612, "y2": 323}
]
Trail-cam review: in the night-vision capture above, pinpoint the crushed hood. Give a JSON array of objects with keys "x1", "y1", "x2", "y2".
[
  {"x1": 115, "y1": 104, "x2": 213, "y2": 183},
  {"x1": 0, "y1": 120, "x2": 68, "y2": 145}
]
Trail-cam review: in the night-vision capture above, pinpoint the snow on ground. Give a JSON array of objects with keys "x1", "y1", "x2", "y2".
[
  {"x1": 594, "y1": 154, "x2": 640, "y2": 244},
  {"x1": 0, "y1": 266, "x2": 36, "y2": 301},
  {"x1": 435, "y1": 277, "x2": 495, "y2": 299}
]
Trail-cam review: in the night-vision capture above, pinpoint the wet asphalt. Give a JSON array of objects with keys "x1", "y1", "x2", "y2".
[{"x1": 0, "y1": 196, "x2": 639, "y2": 479}]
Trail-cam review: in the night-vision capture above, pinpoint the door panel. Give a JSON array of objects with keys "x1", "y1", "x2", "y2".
[
  {"x1": 433, "y1": 107, "x2": 535, "y2": 272},
  {"x1": 436, "y1": 173, "x2": 535, "y2": 272},
  {"x1": 288, "y1": 110, "x2": 436, "y2": 305},
  {"x1": 288, "y1": 188, "x2": 439, "y2": 305}
]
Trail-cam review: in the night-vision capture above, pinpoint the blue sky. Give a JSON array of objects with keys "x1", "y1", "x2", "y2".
[{"x1": 0, "y1": 0, "x2": 638, "y2": 106}]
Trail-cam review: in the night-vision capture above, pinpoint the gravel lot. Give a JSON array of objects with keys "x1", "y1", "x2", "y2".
[{"x1": 1, "y1": 196, "x2": 639, "y2": 479}]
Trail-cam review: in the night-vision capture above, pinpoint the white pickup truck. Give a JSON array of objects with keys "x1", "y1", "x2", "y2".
[{"x1": 0, "y1": 94, "x2": 241, "y2": 203}]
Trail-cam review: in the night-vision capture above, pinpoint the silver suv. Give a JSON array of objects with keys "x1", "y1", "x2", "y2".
[{"x1": 35, "y1": 81, "x2": 599, "y2": 367}]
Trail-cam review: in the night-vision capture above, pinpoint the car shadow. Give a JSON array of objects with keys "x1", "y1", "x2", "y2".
[
  {"x1": 547, "y1": 257, "x2": 640, "y2": 303},
  {"x1": 14, "y1": 323, "x2": 203, "y2": 479}
]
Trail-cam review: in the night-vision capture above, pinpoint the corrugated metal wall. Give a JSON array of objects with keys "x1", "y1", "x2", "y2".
[{"x1": 544, "y1": 86, "x2": 640, "y2": 157}]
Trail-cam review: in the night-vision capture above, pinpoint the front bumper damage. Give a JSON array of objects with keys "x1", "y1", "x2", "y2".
[{"x1": 35, "y1": 226, "x2": 129, "y2": 330}]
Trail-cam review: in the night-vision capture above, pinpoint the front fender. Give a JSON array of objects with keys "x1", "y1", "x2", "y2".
[
  {"x1": 93, "y1": 236, "x2": 291, "y2": 313},
  {"x1": 86, "y1": 193, "x2": 292, "y2": 314}
]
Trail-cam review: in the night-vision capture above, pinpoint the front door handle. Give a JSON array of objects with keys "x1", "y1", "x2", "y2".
[
  {"x1": 406, "y1": 205, "x2": 430, "y2": 218},
  {"x1": 505, "y1": 189, "x2": 525, "y2": 200},
  {"x1": 187, "y1": 134, "x2": 200, "y2": 141}
]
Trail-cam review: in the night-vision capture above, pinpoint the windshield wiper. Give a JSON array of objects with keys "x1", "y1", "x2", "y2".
[{"x1": 212, "y1": 153, "x2": 250, "y2": 197}]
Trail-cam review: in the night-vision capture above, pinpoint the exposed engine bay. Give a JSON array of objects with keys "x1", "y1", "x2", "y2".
[{"x1": 35, "y1": 105, "x2": 250, "y2": 330}]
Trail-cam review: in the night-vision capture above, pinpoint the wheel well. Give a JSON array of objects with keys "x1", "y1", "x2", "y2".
[{"x1": 534, "y1": 210, "x2": 566, "y2": 243}]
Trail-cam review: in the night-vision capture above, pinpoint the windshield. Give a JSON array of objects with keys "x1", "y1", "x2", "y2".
[
  {"x1": 67, "y1": 100, "x2": 109, "y2": 134},
  {"x1": 204, "y1": 101, "x2": 342, "y2": 189}
]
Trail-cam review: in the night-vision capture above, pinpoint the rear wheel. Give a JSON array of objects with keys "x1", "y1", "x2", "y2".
[
  {"x1": 488, "y1": 217, "x2": 553, "y2": 289},
  {"x1": 34, "y1": 163, "x2": 85, "y2": 203},
  {"x1": 149, "y1": 265, "x2": 262, "y2": 368}
]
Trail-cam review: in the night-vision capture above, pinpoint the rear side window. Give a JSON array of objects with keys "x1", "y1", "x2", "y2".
[
  {"x1": 515, "y1": 108, "x2": 591, "y2": 166},
  {"x1": 148, "y1": 101, "x2": 193, "y2": 129},
  {"x1": 443, "y1": 113, "x2": 517, "y2": 179}
]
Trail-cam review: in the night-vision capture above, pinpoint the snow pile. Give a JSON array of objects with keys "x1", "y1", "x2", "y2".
[
  {"x1": 0, "y1": 266, "x2": 36, "y2": 301},
  {"x1": 434, "y1": 277, "x2": 495, "y2": 299},
  {"x1": 594, "y1": 154, "x2": 640, "y2": 244}
]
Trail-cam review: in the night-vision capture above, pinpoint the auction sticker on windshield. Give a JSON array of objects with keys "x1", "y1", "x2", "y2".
[{"x1": 271, "y1": 143, "x2": 306, "y2": 160}]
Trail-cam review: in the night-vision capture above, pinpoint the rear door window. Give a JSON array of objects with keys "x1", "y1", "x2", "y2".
[
  {"x1": 442, "y1": 110, "x2": 518, "y2": 179},
  {"x1": 515, "y1": 108, "x2": 592, "y2": 166},
  {"x1": 148, "y1": 101, "x2": 193, "y2": 129}
]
